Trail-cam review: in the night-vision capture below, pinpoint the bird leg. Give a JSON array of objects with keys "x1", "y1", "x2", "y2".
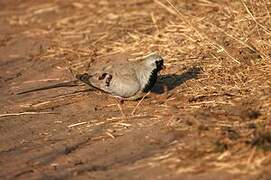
[
  {"x1": 131, "y1": 92, "x2": 150, "y2": 115},
  {"x1": 113, "y1": 97, "x2": 126, "y2": 119}
]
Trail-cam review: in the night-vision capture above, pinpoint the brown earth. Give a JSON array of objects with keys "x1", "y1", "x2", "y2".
[{"x1": 1, "y1": 0, "x2": 271, "y2": 179}]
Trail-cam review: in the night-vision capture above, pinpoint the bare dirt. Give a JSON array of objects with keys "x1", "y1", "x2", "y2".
[{"x1": 1, "y1": 0, "x2": 271, "y2": 179}]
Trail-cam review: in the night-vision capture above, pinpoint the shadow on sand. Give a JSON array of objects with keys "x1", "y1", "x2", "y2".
[{"x1": 152, "y1": 66, "x2": 202, "y2": 94}]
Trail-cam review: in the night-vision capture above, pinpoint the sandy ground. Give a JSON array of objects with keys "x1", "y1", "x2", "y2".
[{"x1": 0, "y1": 0, "x2": 271, "y2": 179}]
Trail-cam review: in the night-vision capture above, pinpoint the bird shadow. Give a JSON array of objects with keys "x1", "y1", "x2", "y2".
[{"x1": 151, "y1": 66, "x2": 202, "y2": 94}]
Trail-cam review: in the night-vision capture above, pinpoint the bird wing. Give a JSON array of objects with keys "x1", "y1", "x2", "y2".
[
  {"x1": 79, "y1": 63, "x2": 141, "y2": 98},
  {"x1": 102, "y1": 63, "x2": 142, "y2": 97}
]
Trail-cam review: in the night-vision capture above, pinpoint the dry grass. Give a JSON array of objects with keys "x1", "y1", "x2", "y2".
[{"x1": 2, "y1": 0, "x2": 271, "y2": 178}]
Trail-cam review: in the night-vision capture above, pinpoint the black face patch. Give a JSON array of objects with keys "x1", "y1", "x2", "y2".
[
  {"x1": 143, "y1": 59, "x2": 164, "y2": 93},
  {"x1": 142, "y1": 69, "x2": 158, "y2": 93},
  {"x1": 155, "y1": 59, "x2": 164, "y2": 71}
]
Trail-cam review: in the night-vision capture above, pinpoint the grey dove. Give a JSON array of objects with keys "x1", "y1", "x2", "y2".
[{"x1": 75, "y1": 53, "x2": 164, "y2": 100}]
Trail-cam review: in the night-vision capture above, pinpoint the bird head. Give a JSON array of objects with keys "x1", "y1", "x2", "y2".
[{"x1": 143, "y1": 54, "x2": 165, "y2": 72}]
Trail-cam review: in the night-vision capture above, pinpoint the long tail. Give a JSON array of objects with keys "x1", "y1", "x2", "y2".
[{"x1": 17, "y1": 80, "x2": 82, "y2": 95}]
